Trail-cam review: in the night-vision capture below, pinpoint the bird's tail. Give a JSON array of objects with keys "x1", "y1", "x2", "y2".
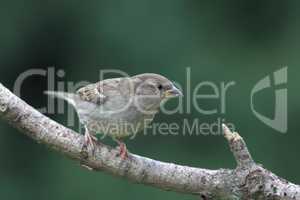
[{"x1": 44, "y1": 91, "x2": 77, "y2": 107}]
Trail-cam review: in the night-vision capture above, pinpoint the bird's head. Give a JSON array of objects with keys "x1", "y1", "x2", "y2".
[{"x1": 132, "y1": 73, "x2": 183, "y2": 112}]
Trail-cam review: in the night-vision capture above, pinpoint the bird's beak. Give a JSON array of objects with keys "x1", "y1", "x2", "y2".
[{"x1": 164, "y1": 84, "x2": 183, "y2": 98}]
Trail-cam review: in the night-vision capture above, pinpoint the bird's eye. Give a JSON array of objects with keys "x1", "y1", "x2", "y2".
[{"x1": 157, "y1": 84, "x2": 163, "y2": 90}]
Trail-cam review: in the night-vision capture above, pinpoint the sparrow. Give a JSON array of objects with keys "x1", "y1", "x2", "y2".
[{"x1": 45, "y1": 73, "x2": 182, "y2": 158}]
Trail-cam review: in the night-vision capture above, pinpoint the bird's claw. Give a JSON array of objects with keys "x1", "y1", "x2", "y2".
[
  {"x1": 84, "y1": 127, "x2": 97, "y2": 154},
  {"x1": 119, "y1": 142, "x2": 128, "y2": 159}
]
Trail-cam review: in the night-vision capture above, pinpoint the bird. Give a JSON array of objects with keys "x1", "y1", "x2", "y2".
[{"x1": 45, "y1": 73, "x2": 182, "y2": 158}]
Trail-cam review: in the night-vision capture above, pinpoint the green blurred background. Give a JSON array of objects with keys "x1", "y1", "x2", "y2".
[{"x1": 0, "y1": 0, "x2": 299, "y2": 199}]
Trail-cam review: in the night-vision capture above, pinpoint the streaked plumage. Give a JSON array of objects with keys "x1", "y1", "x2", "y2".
[{"x1": 45, "y1": 73, "x2": 182, "y2": 157}]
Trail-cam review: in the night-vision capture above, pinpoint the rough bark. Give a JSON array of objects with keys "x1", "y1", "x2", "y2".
[{"x1": 0, "y1": 83, "x2": 299, "y2": 200}]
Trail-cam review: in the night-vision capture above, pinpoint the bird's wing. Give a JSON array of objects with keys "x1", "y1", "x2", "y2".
[
  {"x1": 76, "y1": 77, "x2": 136, "y2": 105},
  {"x1": 76, "y1": 82, "x2": 107, "y2": 105}
]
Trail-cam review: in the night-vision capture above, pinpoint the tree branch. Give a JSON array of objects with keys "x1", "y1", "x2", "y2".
[{"x1": 0, "y1": 83, "x2": 299, "y2": 199}]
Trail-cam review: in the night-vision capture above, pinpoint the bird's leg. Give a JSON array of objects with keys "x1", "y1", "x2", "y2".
[
  {"x1": 113, "y1": 138, "x2": 128, "y2": 159},
  {"x1": 84, "y1": 126, "x2": 97, "y2": 153},
  {"x1": 90, "y1": 134, "x2": 98, "y2": 142},
  {"x1": 118, "y1": 142, "x2": 128, "y2": 159}
]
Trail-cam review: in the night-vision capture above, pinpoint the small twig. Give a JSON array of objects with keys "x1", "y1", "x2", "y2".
[{"x1": 222, "y1": 124, "x2": 254, "y2": 168}]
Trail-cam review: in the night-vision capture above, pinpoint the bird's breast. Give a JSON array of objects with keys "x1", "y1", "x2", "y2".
[{"x1": 82, "y1": 104, "x2": 157, "y2": 138}]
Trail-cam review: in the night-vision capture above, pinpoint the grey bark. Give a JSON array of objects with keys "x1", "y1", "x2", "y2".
[{"x1": 0, "y1": 83, "x2": 299, "y2": 200}]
